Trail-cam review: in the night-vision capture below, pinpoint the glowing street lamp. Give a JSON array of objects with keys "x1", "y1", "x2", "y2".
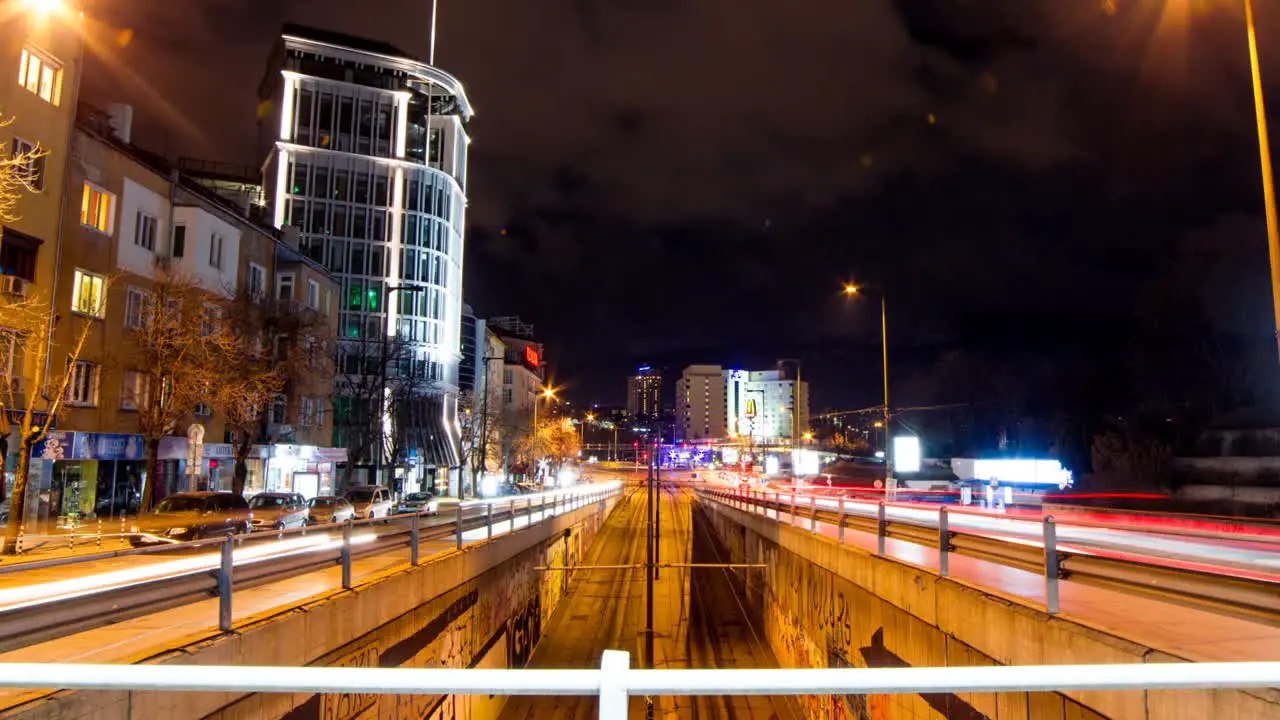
[
  {"x1": 20, "y1": 0, "x2": 64, "y2": 16},
  {"x1": 843, "y1": 282, "x2": 893, "y2": 495}
]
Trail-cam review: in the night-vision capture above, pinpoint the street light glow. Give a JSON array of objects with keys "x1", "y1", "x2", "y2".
[
  {"x1": 843, "y1": 284, "x2": 859, "y2": 296},
  {"x1": 21, "y1": 0, "x2": 63, "y2": 15}
]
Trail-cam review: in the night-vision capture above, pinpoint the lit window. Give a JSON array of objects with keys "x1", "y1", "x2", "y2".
[
  {"x1": 306, "y1": 279, "x2": 320, "y2": 310},
  {"x1": 17, "y1": 46, "x2": 62, "y2": 105},
  {"x1": 120, "y1": 370, "x2": 150, "y2": 410},
  {"x1": 66, "y1": 360, "x2": 99, "y2": 406},
  {"x1": 133, "y1": 211, "x2": 157, "y2": 251},
  {"x1": 124, "y1": 287, "x2": 151, "y2": 329},
  {"x1": 71, "y1": 269, "x2": 106, "y2": 318},
  {"x1": 79, "y1": 182, "x2": 114, "y2": 234},
  {"x1": 9, "y1": 138, "x2": 45, "y2": 191}
]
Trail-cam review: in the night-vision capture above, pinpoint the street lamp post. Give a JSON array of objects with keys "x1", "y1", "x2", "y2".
[
  {"x1": 844, "y1": 284, "x2": 893, "y2": 498},
  {"x1": 373, "y1": 284, "x2": 425, "y2": 489},
  {"x1": 1243, "y1": 0, "x2": 1280, "y2": 364},
  {"x1": 474, "y1": 356, "x2": 505, "y2": 496}
]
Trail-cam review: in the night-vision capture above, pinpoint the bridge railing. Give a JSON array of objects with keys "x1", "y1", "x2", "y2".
[
  {"x1": 0, "y1": 483, "x2": 623, "y2": 652},
  {"x1": 695, "y1": 487, "x2": 1280, "y2": 624},
  {"x1": 0, "y1": 653, "x2": 1276, "y2": 719}
]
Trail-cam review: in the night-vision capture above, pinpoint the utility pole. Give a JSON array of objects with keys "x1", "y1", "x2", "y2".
[
  {"x1": 645, "y1": 436, "x2": 655, "y2": 669},
  {"x1": 653, "y1": 432, "x2": 661, "y2": 580}
]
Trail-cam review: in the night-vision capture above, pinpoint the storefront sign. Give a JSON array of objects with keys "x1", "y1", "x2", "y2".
[{"x1": 34, "y1": 432, "x2": 145, "y2": 461}]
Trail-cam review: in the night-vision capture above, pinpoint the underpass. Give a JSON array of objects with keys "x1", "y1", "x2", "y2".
[{"x1": 499, "y1": 484, "x2": 797, "y2": 720}]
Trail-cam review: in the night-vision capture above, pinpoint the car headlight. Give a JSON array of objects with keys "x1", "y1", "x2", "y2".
[
  {"x1": 129, "y1": 525, "x2": 140, "y2": 533},
  {"x1": 167, "y1": 527, "x2": 188, "y2": 535}
]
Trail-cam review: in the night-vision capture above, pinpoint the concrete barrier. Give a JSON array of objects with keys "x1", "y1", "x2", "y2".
[
  {"x1": 700, "y1": 498, "x2": 1280, "y2": 720},
  {"x1": 0, "y1": 494, "x2": 620, "y2": 720}
]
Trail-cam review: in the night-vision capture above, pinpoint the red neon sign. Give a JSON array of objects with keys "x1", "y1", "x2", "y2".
[{"x1": 523, "y1": 346, "x2": 540, "y2": 369}]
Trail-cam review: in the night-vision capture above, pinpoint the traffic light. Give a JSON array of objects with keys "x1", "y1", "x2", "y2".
[
  {"x1": 209, "y1": 460, "x2": 219, "y2": 469},
  {"x1": 633, "y1": 441, "x2": 639, "y2": 448}
]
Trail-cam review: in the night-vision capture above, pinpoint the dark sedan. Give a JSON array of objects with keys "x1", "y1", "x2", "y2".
[{"x1": 130, "y1": 492, "x2": 252, "y2": 545}]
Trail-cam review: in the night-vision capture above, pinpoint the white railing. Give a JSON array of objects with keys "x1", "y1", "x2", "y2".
[{"x1": 0, "y1": 653, "x2": 1277, "y2": 719}]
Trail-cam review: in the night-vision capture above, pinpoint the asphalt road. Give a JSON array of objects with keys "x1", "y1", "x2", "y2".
[{"x1": 499, "y1": 483, "x2": 796, "y2": 720}]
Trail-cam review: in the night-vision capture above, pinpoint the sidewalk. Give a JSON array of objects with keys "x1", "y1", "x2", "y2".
[{"x1": 0, "y1": 521, "x2": 137, "y2": 566}]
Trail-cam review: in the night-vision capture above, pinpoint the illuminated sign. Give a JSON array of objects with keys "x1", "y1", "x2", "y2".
[
  {"x1": 523, "y1": 346, "x2": 540, "y2": 370},
  {"x1": 744, "y1": 399, "x2": 757, "y2": 418},
  {"x1": 893, "y1": 436, "x2": 922, "y2": 474}
]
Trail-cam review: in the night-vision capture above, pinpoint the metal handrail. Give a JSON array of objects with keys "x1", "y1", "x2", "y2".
[
  {"x1": 697, "y1": 487, "x2": 1280, "y2": 624},
  {"x1": 0, "y1": 483, "x2": 622, "y2": 651},
  {"x1": 0, "y1": 653, "x2": 1276, "y2": 720}
]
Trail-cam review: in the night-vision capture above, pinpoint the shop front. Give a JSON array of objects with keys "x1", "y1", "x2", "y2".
[
  {"x1": 157, "y1": 438, "x2": 345, "y2": 500},
  {"x1": 28, "y1": 431, "x2": 148, "y2": 526}
]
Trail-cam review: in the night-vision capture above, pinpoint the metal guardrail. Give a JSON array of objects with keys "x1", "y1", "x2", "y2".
[
  {"x1": 0, "y1": 654, "x2": 1276, "y2": 719},
  {"x1": 0, "y1": 484, "x2": 621, "y2": 652},
  {"x1": 698, "y1": 487, "x2": 1280, "y2": 624}
]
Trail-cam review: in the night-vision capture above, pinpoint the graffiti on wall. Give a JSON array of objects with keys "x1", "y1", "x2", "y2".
[
  {"x1": 710, "y1": 507, "x2": 989, "y2": 720},
  {"x1": 274, "y1": 511, "x2": 606, "y2": 720}
]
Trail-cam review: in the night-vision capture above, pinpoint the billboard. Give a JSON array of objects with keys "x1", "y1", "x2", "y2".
[
  {"x1": 892, "y1": 436, "x2": 921, "y2": 474},
  {"x1": 522, "y1": 345, "x2": 540, "y2": 371}
]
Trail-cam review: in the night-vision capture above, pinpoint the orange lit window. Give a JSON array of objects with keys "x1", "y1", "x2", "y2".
[
  {"x1": 80, "y1": 182, "x2": 114, "y2": 234},
  {"x1": 17, "y1": 46, "x2": 62, "y2": 106}
]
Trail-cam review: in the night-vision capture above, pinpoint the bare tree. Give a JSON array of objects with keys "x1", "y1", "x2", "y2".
[
  {"x1": 215, "y1": 291, "x2": 332, "y2": 494},
  {"x1": 332, "y1": 334, "x2": 421, "y2": 485},
  {"x1": 460, "y1": 388, "x2": 503, "y2": 494},
  {"x1": 0, "y1": 292, "x2": 97, "y2": 552},
  {"x1": 513, "y1": 418, "x2": 581, "y2": 484},
  {"x1": 126, "y1": 274, "x2": 237, "y2": 510}
]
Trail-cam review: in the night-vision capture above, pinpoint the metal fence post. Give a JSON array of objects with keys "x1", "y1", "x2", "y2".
[
  {"x1": 790, "y1": 493, "x2": 797, "y2": 526},
  {"x1": 837, "y1": 496, "x2": 846, "y2": 543},
  {"x1": 599, "y1": 649, "x2": 630, "y2": 719},
  {"x1": 938, "y1": 507, "x2": 950, "y2": 577},
  {"x1": 456, "y1": 503, "x2": 464, "y2": 550},
  {"x1": 487, "y1": 503, "x2": 494, "y2": 538},
  {"x1": 218, "y1": 537, "x2": 233, "y2": 632},
  {"x1": 877, "y1": 501, "x2": 887, "y2": 555},
  {"x1": 410, "y1": 513, "x2": 420, "y2": 566},
  {"x1": 809, "y1": 496, "x2": 818, "y2": 532},
  {"x1": 341, "y1": 522, "x2": 353, "y2": 590},
  {"x1": 1044, "y1": 516, "x2": 1060, "y2": 615}
]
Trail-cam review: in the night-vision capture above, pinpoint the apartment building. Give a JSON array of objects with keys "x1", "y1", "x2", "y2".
[{"x1": 3, "y1": 105, "x2": 341, "y2": 524}]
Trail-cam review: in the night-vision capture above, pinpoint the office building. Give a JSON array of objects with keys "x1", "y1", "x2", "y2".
[
  {"x1": 675, "y1": 365, "x2": 727, "y2": 441},
  {"x1": 259, "y1": 24, "x2": 473, "y2": 491},
  {"x1": 725, "y1": 362, "x2": 810, "y2": 444},
  {"x1": 626, "y1": 366, "x2": 662, "y2": 419}
]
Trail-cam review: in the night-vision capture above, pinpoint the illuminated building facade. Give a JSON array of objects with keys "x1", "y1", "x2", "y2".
[
  {"x1": 675, "y1": 365, "x2": 727, "y2": 440},
  {"x1": 626, "y1": 366, "x2": 662, "y2": 419},
  {"x1": 725, "y1": 363, "x2": 809, "y2": 444},
  {"x1": 260, "y1": 24, "x2": 472, "y2": 487}
]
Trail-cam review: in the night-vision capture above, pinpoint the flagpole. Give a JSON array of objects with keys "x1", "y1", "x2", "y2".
[{"x1": 428, "y1": 0, "x2": 439, "y2": 65}]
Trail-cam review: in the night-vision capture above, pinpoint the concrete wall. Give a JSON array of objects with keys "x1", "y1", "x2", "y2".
[
  {"x1": 0, "y1": 494, "x2": 619, "y2": 720},
  {"x1": 701, "y1": 500, "x2": 1280, "y2": 720}
]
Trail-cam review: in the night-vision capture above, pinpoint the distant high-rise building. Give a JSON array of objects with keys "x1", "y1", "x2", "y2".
[
  {"x1": 675, "y1": 365, "x2": 728, "y2": 440},
  {"x1": 626, "y1": 366, "x2": 662, "y2": 418},
  {"x1": 725, "y1": 361, "x2": 810, "y2": 443},
  {"x1": 259, "y1": 24, "x2": 474, "y2": 489}
]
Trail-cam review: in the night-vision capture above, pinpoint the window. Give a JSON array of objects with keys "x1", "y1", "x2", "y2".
[
  {"x1": 273, "y1": 334, "x2": 289, "y2": 361},
  {"x1": 208, "y1": 233, "x2": 223, "y2": 269},
  {"x1": 9, "y1": 138, "x2": 45, "y2": 191},
  {"x1": 133, "y1": 211, "x2": 157, "y2": 251},
  {"x1": 71, "y1": 269, "x2": 106, "y2": 318},
  {"x1": 17, "y1": 46, "x2": 61, "y2": 105},
  {"x1": 80, "y1": 182, "x2": 114, "y2": 234},
  {"x1": 120, "y1": 371, "x2": 149, "y2": 410},
  {"x1": 300, "y1": 397, "x2": 314, "y2": 427},
  {"x1": 248, "y1": 263, "x2": 266, "y2": 299},
  {"x1": 194, "y1": 402, "x2": 212, "y2": 417},
  {"x1": 306, "y1": 279, "x2": 320, "y2": 310},
  {"x1": 201, "y1": 303, "x2": 220, "y2": 337},
  {"x1": 502, "y1": 388, "x2": 513, "y2": 404},
  {"x1": 66, "y1": 361, "x2": 99, "y2": 406},
  {"x1": 124, "y1": 287, "x2": 150, "y2": 328},
  {"x1": 277, "y1": 273, "x2": 295, "y2": 301},
  {"x1": 315, "y1": 398, "x2": 325, "y2": 427},
  {"x1": 172, "y1": 224, "x2": 186, "y2": 257},
  {"x1": 270, "y1": 394, "x2": 287, "y2": 424},
  {"x1": 503, "y1": 368, "x2": 513, "y2": 384}
]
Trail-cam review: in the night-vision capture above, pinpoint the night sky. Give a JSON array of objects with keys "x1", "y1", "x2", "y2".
[{"x1": 83, "y1": 0, "x2": 1280, "y2": 410}]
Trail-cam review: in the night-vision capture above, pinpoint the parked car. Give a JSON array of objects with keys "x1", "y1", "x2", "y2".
[
  {"x1": 130, "y1": 492, "x2": 252, "y2": 545},
  {"x1": 248, "y1": 492, "x2": 309, "y2": 531},
  {"x1": 394, "y1": 491, "x2": 440, "y2": 516},
  {"x1": 344, "y1": 485, "x2": 393, "y2": 520},
  {"x1": 307, "y1": 496, "x2": 356, "y2": 524}
]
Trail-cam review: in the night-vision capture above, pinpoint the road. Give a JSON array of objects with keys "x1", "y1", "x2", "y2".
[
  {"x1": 731, "y1": 483, "x2": 1280, "y2": 579},
  {"x1": 499, "y1": 482, "x2": 797, "y2": 720}
]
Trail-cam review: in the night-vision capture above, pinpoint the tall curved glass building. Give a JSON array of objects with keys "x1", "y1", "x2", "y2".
[{"x1": 261, "y1": 24, "x2": 472, "y2": 491}]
